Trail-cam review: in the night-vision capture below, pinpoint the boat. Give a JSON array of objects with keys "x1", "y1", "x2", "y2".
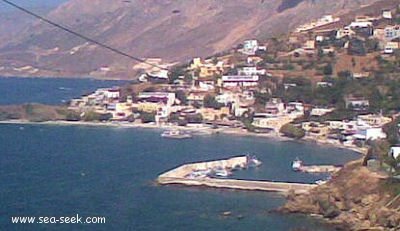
[
  {"x1": 246, "y1": 155, "x2": 262, "y2": 167},
  {"x1": 161, "y1": 129, "x2": 192, "y2": 139},
  {"x1": 292, "y1": 157, "x2": 303, "y2": 171}
]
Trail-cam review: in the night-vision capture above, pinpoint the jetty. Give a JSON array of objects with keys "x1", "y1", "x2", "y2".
[
  {"x1": 292, "y1": 158, "x2": 342, "y2": 173},
  {"x1": 297, "y1": 165, "x2": 342, "y2": 173},
  {"x1": 157, "y1": 156, "x2": 317, "y2": 194}
]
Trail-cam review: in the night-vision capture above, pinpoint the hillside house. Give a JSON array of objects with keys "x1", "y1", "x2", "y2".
[
  {"x1": 336, "y1": 27, "x2": 356, "y2": 39},
  {"x1": 384, "y1": 25, "x2": 400, "y2": 41},
  {"x1": 354, "y1": 127, "x2": 387, "y2": 140},
  {"x1": 357, "y1": 114, "x2": 392, "y2": 127},
  {"x1": 265, "y1": 98, "x2": 285, "y2": 115},
  {"x1": 384, "y1": 41, "x2": 399, "y2": 54},
  {"x1": 345, "y1": 97, "x2": 370, "y2": 110},
  {"x1": 382, "y1": 9, "x2": 394, "y2": 19},
  {"x1": 246, "y1": 56, "x2": 263, "y2": 65},
  {"x1": 389, "y1": 145, "x2": 400, "y2": 159},
  {"x1": 349, "y1": 21, "x2": 373, "y2": 29},
  {"x1": 146, "y1": 69, "x2": 169, "y2": 81},
  {"x1": 221, "y1": 75, "x2": 259, "y2": 88},
  {"x1": 238, "y1": 66, "x2": 266, "y2": 76},
  {"x1": 243, "y1": 40, "x2": 259, "y2": 55},
  {"x1": 190, "y1": 57, "x2": 227, "y2": 78},
  {"x1": 310, "y1": 107, "x2": 334, "y2": 117},
  {"x1": 187, "y1": 91, "x2": 207, "y2": 107}
]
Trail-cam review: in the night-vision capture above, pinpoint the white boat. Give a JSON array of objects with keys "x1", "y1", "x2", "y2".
[
  {"x1": 292, "y1": 158, "x2": 303, "y2": 171},
  {"x1": 246, "y1": 155, "x2": 262, "y2": 167},
  {"x1": 161, "y1": 129, "x2": 192, "y2": 139}
]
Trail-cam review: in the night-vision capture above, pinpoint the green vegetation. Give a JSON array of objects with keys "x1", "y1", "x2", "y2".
[
  {"x1": 279, "y1": 123, "x2": 305, "y2": 139},
  {"x1": 139, "y1": 112, "x2": 156, "y2": 123},
  {"x1": 82, "y1": 111, "x2": 112, "y2": 122},
  {"x1": 203, "y1": 94, "x2": 224, "y2": 109}
]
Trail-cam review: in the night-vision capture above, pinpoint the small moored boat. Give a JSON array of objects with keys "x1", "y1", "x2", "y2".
[{"x1": 292, "y1": 157, "x2": 303, "y2": 171}]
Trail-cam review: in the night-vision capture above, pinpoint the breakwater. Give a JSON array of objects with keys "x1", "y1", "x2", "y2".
[{"x1": 157, "y1": 156, "x2": 317, "y2": 194}]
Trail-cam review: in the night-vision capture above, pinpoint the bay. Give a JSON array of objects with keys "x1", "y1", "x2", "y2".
[
  {"x1": 0, "y1": 77, "x2": 361, "y2": 230},
  {"x1": 0, "y1": 76, "x2": 129, "y2": 105}
]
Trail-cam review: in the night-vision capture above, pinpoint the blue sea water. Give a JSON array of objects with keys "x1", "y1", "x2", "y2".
[
  {"x1": 0, "y1": 77, "x2": 362, "y2": 230},
  {"x1": 0, "y1": 77, "x2": 129, "y2": 105}
]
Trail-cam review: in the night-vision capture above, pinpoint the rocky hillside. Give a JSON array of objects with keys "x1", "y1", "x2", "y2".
[
  {"x1": 0, "y1": 0, "x2": 385, "y2": 78},
  {"x1": 278, "y1": 160, "x2": 400, "y2": 230}
]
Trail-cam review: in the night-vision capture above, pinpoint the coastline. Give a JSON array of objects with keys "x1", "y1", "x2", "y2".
[{"x1": 0, "y1": 119, "x2": 367, "y2": 155}]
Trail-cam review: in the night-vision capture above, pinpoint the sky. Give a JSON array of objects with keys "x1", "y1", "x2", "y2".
[{"x1": 0, "y1": 0, "x2": 69, "y2": 12}]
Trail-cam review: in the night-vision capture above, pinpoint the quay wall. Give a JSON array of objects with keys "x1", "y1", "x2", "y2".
[
  {"x1": 157, "y1": 177, "x2": 317, "y2": 194},
  {"x1": 157, "y1": 156, "x2": 317, "y2": 194},
  {"x1": 159, "y1": 156, "x2": 248, "y2": 178}
]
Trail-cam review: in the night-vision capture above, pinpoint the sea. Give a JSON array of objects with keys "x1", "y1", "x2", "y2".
[{"x1": 0, "y1": 77, "x2": 362, "y2": 231}]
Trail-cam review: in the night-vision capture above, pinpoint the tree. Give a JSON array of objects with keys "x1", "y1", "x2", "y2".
[
  {"x1": 140, "y1": 112, "x2": 155, "y2": 123},
  {"x1": 82, "y1": 111, "x2": 101, "y2": 121},
  {"x1": 280, "y1": 123, "x2": 305, "y2": 139},
  {"x1": 65, "y1": 110, "x2": 81, "y2": 121},
  {"x1": 186, "y1": 113, "x2": 203, "y2": 123},
  {"x1": 174, "y1": 90, "x2": 187, "y2": 105},
  {"x1": 169, "y1": 65, "x2": 187, "y2": 84},
  {"x1": 203, "y1": 94, "x2": 223, "y2": 109},
  {"x1": 323, "y1": 63, "x2": 333, "y2": 76}
]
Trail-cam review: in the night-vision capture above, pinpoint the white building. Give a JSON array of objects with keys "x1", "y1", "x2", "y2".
[
  {"x1": 389, "y1": 146, "x2": 400, "y2": 159},
  {"x1": 354, "y1": 127, "x2": 387, "y2": 140},
  {"x1": 310, "y1": 107, "x2": 334, "y2": 117},
  {"x1": 238, "y1": 66, "x2": 266, "y2": 76},
  {"x1": 243, "y1": 40, "x2": 259, "y2": 55},
  {"x1": 95, "y1": 87, "x2": 120, "y2": 99},
  {"x1": 221, "y1": 75, "x2": 259, "y2": 88},
  {"x1": 384, "y1": 25, "x2": 400, "y2": 41},
  {"x1": 349, "y1": 21, "x2": 373, "y2": 29},
  {"x1": 383, "y1": 9, "x2": 393, "y2": 19},
  {"x1": 336, "y1": 27, "x2": 356, "y2": 39}
]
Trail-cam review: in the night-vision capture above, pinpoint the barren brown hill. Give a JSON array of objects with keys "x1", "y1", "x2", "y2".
[{"x1": 0, "y1": 0, "x2": 383, "y2": 79}]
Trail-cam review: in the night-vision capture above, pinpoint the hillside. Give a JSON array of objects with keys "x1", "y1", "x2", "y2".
[
  {"x1": 278, "y1": 160, "x2": 400, "y2": 230},
  {"x1": 0, "y1": 0, "x2": 382, "y2": 79}
]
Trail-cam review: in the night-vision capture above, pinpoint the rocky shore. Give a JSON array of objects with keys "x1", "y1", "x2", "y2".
[{"x1": 276, "y1": 160, "x2": 400, "y2": 230}]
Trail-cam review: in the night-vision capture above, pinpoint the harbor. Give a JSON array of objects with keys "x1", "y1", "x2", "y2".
[{"x1": 157, "y1": 156, "x2": 317, "y2": 194}]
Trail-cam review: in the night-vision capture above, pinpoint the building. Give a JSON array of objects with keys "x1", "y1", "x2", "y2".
[
  {"x1": 265, "y1": 98, "x2": 285, "y2": 115},
  {"x1": 349, "y1": 21, "x2": 373, "y2": 29},
  {"x1": 146, "y1": 69, "x2": 169, "y2": 81},
  {"x1": 243, "y1": 40, "x2": 259, "y2": 55},
  {"x1": 354, "y1": 127, "x2": 387, "y2": 140},
  {"x1": 221, "y1": 75, "x2": 259, "y2": 88},
  {"x1": 389, "y1": 145, "x2": 400, "y2": 159},
  {"x1": 357, "y1": 114, "x2": 392, "y2": 127},
  {"x1": 382, "y1": 9, "x2": 394, "y2": 19},
  {"x1": 310, "y1": 107, "x2": 334, "y2": 117},
  {"x1": 345, "y1": 97, "x2": 369, "y2": 110},
  {"x1": 384, "y1": 25, "x2": 400, "y2": 41},
  {"x1": 238, "y1": 66, "x2": 266, "y2": 76},
  {"x1": 336, "y1": 27, "x2": 356, "y2": 39},
  {"x1": 190, "y1": 57, "x2": 227, "y2": 78}
]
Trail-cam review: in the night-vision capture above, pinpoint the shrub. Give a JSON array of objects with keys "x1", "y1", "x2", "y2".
[{"x1": 280, "y1": 123, "x2": 305, "y2": 139}]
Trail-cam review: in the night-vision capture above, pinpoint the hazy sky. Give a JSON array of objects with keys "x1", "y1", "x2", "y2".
[{"x1": 0, "y1": 0, "x2": 69, "y2": 12}]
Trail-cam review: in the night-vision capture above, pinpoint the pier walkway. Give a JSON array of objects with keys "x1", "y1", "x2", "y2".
[
  {"x1": 157, "y1": 156, "x2": 317, "y2": 194},
  {"x1": 158, "y1": 177, "x2": 317, "y2": 194}
]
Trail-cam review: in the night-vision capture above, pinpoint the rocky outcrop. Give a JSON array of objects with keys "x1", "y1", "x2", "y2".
[{"x1": 278, "y1": 160, "x2": 400, "y2": 230}]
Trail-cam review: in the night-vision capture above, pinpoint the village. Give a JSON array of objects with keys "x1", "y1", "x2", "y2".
[{"x1": 67, "y1": 6, "x2": 400, "y2": 164}]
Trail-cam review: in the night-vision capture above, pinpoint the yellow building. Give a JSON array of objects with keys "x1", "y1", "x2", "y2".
[{"x1": 190, "y1": 58, "x2": 227, "y2": 78}]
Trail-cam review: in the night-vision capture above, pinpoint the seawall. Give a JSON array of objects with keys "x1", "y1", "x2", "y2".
[{"x1": 157, "y1": 156, "x2": 317, "y2": 194}]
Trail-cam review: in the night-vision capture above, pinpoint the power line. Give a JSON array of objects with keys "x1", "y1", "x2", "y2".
[{"x1": 0, "y1": 0, "x2": 168, "y2": 70}]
